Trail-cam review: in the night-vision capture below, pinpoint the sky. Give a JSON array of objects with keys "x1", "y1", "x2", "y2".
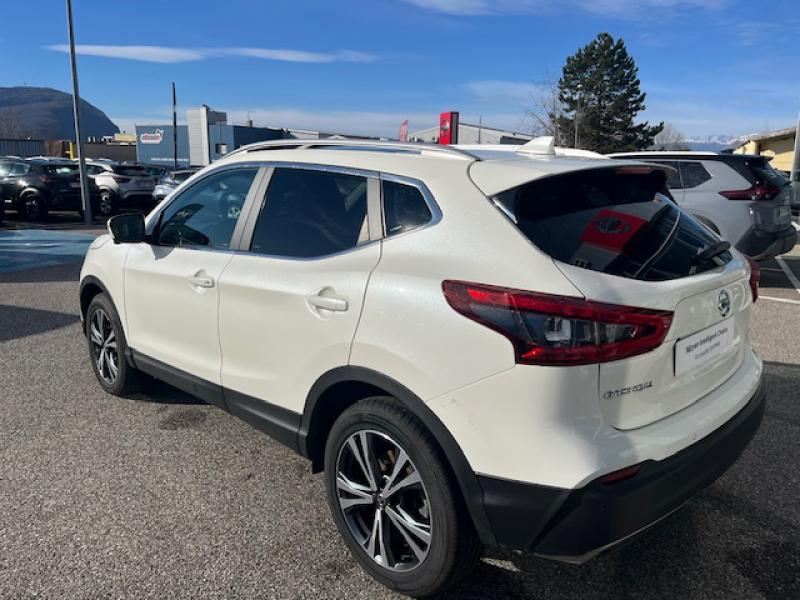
[{"x1": 2, "y1": 0, "x2": 799, "y2": 140}]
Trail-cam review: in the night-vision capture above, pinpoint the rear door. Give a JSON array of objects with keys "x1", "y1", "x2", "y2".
[
  {"x1": 217, "y1": 165, "x2": 381, "y2": 419},
  {"x1": 493, "y1": 166, "x2": 750, "y2": 430}
]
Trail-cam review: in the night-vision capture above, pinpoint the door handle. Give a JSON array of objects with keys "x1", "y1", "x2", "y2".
[
  {"x1": 189, "y1": 275, "x2": 215, "y2": 288},
  {"x1": 308, "y1": 293, "x2": 348, "y2": 312}
]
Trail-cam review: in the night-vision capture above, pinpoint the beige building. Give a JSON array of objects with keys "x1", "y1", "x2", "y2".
[{"x1": 734, "y1": 127, "x2": 796, "y2": 173}]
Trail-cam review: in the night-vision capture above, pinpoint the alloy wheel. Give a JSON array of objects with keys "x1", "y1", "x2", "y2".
[
  {"x1": 89, "y1": 308, "x2": 119, "y2": 385},
  {"x1": 99, "y1": 193, "x2": 113, "y2": 216},
  {"x1": 335, "y1": 430, "x2": 432, "y2": 572}
]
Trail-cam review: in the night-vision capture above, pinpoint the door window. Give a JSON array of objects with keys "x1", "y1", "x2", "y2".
[
  {"x1": 156, "y1": 168, "x2": 257, "y2": 249},
  {"x1": 249, "y1": 168, "x2": 368, "y2": 258},
  {"x1": 678, "y1": 162, "x2": 712, "y2": 188}
]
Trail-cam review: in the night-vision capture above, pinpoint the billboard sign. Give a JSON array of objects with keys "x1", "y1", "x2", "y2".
[{"x1": 439, "y1": 111, "x2": 459, "y2": 145}]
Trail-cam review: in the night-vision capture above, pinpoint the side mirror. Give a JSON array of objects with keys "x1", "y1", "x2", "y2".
[{"x1": 107, "y1": 213, "x2": 145, "y2": 244}]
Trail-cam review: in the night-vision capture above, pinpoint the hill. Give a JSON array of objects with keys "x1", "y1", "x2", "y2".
[{"x1": 0, "y1": 86, "x2": 119, "y2": 140}]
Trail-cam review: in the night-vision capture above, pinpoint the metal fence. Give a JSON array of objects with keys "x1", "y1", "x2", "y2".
[{"x1": 0, "y1": 139, "x2": 45, "y2": 157}]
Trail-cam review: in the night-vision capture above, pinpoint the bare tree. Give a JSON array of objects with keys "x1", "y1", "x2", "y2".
[
  {"x1": 652, "y1": 123, "x2": 688, "y2": 150},
  {"x1": 523, "y1": 73, "x2": 564, "y2": 144}
]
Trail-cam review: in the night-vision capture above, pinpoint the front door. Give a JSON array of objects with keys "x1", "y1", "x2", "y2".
[{"x1": 124, "y1": 167, "x2": 259, "y2": 399}]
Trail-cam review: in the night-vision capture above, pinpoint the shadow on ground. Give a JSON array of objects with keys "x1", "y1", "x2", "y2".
[{"x1": 0, "y1": 304, "x2": 79, "y2": 342}]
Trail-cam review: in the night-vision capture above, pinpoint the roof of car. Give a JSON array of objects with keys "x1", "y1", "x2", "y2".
[{"x1": 219, "y1": 138, "x2": 662, "y2": 196}]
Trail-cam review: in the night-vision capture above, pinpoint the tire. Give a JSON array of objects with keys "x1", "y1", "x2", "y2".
[
  {"x1": 96, "y1": 191, "x2": 117, "y2": 218},
  {"x1": 324, "y1": 397, "x2": 480, "y2": 598},
  {"x1": 86, "y1": 293, "x2": 141, "y2": 396},
  {"x1": 20, "y1": 193, "x2": 48, "y2": 221}
]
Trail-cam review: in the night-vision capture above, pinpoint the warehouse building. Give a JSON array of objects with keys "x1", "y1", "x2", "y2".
[{"x1": 409, "y1": 119, "x2": 533, "y2": 145}]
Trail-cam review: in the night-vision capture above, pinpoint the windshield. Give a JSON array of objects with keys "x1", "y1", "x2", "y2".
[{"x1": 495, "y1": 168, "x2": 732, "y2": 281}]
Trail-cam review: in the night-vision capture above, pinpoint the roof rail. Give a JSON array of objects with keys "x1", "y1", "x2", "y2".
[{"x1": 225, "y1": 138, "x2": 482, "y2": 160}]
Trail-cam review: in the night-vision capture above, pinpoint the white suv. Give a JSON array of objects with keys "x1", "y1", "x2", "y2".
[
  {"x1": 610, "y1": 152, "x2": 796, "y2": 260},
  {"x1": 79, "y1": 139, "x2": 766, "y2": 597}
]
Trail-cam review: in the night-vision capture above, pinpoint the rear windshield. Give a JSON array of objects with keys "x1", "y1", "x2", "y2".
[
  {"x1": 112, "y1": 166, "x2": 148, "y2": 177},
  {"x1": 727, "y1": 157, "x2": 787, "y2": 188},
  {"x1": 495, "y1": 168, "x2": 732, "y2": 281},
  {"x1": 44, "y1": 165, "x2": 78, "y2": 175}
]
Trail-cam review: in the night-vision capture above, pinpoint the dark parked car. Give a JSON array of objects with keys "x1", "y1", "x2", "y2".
[
  {"x1": 152, "y1": 168, "x2": 199, "y2": 203},
  {"x1": 0, "y1": 158, "x2": 98, "y2": 221},
  {"x1": 121, "y1": 161, "x2": 169, "y2": 180}
]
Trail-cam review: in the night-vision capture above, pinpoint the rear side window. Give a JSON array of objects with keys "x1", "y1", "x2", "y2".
[
  {"x1": 678, "y1": 162, "x2": 712, "y2": 188},
  {"x1": 495, "y1": 168, "x2": 731, "y2": 281},
  {"x1": 10, "y1": 163, "x2": 30, "y2": 175},
  {"x1": 250, "y1": 168, "x2": 368, "y2": 258},
  {"x1": 45, "y1": 165, "x2": 77, "y2": 175},
  {"x1": 383, "y1": 180, "x2": 433, "y2": 235}
]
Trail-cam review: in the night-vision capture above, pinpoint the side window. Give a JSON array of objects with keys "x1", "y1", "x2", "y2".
[
  {"x1": 250, "y1": 168, "x2": 368, "y2": 258},
  {"x1": 87, "y1": 165, "x2": 104, "y2": 176},
  {"x1": 383, "y1": 179, "x2": 433, "y2": 235},
  {"x1": 0, "y1": 162, "x2": 11, "y2": 176},
  {"x1": 679, "y1": 162, "x2": 712, "y2": 189},
  {"x1": 157, "y1": 168, "x2": 257, "y2": 249},
  {"x1": 655, "y1": 161, "x2": 682, "y2": 189},
  {"x1": 10, "y1": 163, "x2": 30, "y2": 176}
]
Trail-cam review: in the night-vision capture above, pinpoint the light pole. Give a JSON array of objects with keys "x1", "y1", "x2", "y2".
[
  {"x1": 574, "y1": 84, "x2": 583, "y2": 149},
  {"x1": 66, "y1": 0, "x2": 92, "y2": 225}
]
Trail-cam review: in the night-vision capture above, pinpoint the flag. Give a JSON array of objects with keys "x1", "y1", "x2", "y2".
[{"x1": 399, "y1": 120, "x2": 409, "y2": 142}]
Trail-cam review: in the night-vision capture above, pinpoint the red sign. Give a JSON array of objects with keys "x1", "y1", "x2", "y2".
[
  {"x1": 439, "y1": 111, "x2": 459, "y2": 145},
  {"x1": 579, "y1": 209, "x2": 647, "y2": 252}
]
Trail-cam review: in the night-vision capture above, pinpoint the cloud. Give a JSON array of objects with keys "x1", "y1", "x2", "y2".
[
  {"x1": 466, "y1": 80, "x2": 539, "y2": 105},
  {"x1": 46, "y1": 44, "x2": 378, "y2": 64},
  {"x1": 46, "y1": 44, "x2": 205, "y2": 63},
  {"x1": 401, "y1": 0, "x2": 725, "y2": 16}
]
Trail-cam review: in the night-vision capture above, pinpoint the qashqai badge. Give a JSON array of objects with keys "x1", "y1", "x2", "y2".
[{"x1": 718, "y1": 289, "x2": 731, "y2": 318}]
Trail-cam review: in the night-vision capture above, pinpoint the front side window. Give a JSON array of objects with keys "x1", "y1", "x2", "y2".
[
  {"x1": 250, "y1": 168, "x2": 368, "y2": 258},
  {"x1": 10, "y1": 163, "x2": 30, "y2": 176},
  {"x1": 156, "y1": 168, "x2": 257, "y2": 249},
  {"x1": 383, "y1": 179, "x2": 433, "y2": 235},
  {"x1": 679, "y1": 162, "x2": 712, "y2": 188}
]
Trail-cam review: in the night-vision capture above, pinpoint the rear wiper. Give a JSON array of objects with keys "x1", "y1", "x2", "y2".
[{"x1": 694, "y1": 240, "x2": 730, "y2": 263}]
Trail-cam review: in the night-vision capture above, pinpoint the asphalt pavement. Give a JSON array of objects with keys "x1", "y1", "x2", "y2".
[{"x1": 0, "y1": 217, "x2": 798, "y2": 599}]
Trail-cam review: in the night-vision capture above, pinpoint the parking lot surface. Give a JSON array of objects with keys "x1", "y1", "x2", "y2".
[{"x1": 1, "y1": 217, "x2": 799, "y2": 599}]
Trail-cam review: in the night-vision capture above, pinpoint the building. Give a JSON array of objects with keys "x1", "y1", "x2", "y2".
[
  {"x1": 733, "y1": 127, "x2": 796, "y2": 174},
  {"x1": 409, "y1": 121, "x2": 533, "y2": 145}
]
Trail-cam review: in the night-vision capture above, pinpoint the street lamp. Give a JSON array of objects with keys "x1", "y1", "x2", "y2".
[{"x1": 65, "y1": 0, "x2": 92, "y2": 225}]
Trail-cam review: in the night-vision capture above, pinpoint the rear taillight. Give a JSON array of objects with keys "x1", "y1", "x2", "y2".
[
  {"x1": 747, "y1": 258, "x2": 760, "y2": 302},
  {"x1": 442, "y1": 281, "x2": 673, "y2": 366},
  {"x1": 719, "y1": 184, "x2": 780, "y2": 201},
  {"x1": 111, "y1": 174, "x2": 132, "y2": 182},
  {"x1": 599, "y1": 464, "x2": 641, "y2": 484}
]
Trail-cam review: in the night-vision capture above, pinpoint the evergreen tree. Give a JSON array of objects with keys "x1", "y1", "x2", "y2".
[{"x1": 557, "y1": 33, "x2": 663, "y2": 153}]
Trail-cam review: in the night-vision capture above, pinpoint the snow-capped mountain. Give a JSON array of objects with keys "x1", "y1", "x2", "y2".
[{"x1": 683, "y1": 134, "x2": 752, "y2": 151}]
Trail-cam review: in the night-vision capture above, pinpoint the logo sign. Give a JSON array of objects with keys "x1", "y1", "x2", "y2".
[
  {"x1": 594, "y1": 216, "x2": 632, "y2": 235},
  {"x1": 718, "y1": 289, "x2": 731, "y2": 317},
  {"x1": 580, "y1": 209, "x2": 647, "y2": 251},
  {"x1": 439, "y1": 111, "x2": 459, "y2": 145},
  {"x1": 139, "y1": 129, "x2": 164, "y2": 144}
]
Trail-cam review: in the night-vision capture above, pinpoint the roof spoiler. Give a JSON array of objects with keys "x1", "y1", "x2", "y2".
[{"x1": 516, "y1": 136, "x2": 555, "y2": 156}]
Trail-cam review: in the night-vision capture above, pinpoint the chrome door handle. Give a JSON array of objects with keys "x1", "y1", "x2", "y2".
[
  {"x1": 189, "y1": 275, "x2": 215, "y2": 288},
  {"x1": 308, "y1": 294, "x2": 348, "y2": 312}
]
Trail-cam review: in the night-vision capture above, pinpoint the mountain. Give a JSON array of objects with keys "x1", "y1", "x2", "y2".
[
  {"x1": 0, "y1": 86, "x2": 119, "y2": 140},
  {"x1": 683, "y1": 134, "x2": 751, "y2": 152}
]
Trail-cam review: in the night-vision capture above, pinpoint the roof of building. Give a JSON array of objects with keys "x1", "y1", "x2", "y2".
[{"x1": 746, "y1": 127, "x2": 796, "y2": 142}]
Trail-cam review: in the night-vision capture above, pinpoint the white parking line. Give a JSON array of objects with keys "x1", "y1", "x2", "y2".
[
  {"x1": 775, "y1": 256, "x2": 800, "y2": 297},
  {"x1": 759, "y1": 295, "x2": 800, "y2": 305}
]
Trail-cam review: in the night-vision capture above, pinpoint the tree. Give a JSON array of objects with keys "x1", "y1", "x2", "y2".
[
  {"x1": 652, "y1": 123, "x2": 689, "y2": 150},
  {"x1": 557, "y1": 33, "x2": 663, "y2": 153},
  {"x1": 523, "y1": 73, "x2": 564, "y2": 144}
]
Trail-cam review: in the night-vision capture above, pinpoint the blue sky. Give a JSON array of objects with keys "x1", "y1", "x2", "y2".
[{"x1": 3, "y1": 0, "x2": 798, "y2": 139}]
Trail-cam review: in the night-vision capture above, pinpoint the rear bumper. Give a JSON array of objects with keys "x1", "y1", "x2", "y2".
[
  {"x1": 736, "y1": 225, "x2": 796, "y2": 259},
  {"x1": 477, "y1": 376, "x2": 766, "y2": 560}
]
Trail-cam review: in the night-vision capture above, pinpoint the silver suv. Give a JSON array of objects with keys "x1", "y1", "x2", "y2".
[
  {"x1": 611, "y1": 152, "x2": 796, "y2": 260},
  {"x1": 86, "y1": 161, "x2": 156, "y2": 217}
]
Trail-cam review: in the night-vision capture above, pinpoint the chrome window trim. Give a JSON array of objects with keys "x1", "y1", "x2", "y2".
[{"x1": 378, "y1": 172, "x2": 442, "y2": 240}]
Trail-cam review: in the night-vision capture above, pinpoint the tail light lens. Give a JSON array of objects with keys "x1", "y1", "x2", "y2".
[
  {"x1": 111, "y1": 174, "x2": 132, "y2": 182},
  {"x1": 747, "y1": 258, "x2": 760, "y2": 302},
  {"x1": 719, "y1": 184, "x2": 780, "y2": 201},
  {"x1": 442, "y1": 280, "x2": 673, "y2": 366}
]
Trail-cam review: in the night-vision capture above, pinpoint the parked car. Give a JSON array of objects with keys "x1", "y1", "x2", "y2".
[
  {"x1": 86, "y1": 161, "x2": 157, "y2": 216},
  {"x1": 80, "y1": 139, "x2": 765, "y2": 597},
  {"x1": 152, "y1": 168, "x2": 199, "y2": 203},
  {"x1": 0, "y1": 158, "x2": 97, "y2": 220},
  {"x1": 610, "y1": 152, "x2": 796, "y2": 259}
]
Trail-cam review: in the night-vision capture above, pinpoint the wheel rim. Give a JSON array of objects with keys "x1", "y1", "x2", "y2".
[
  {"x1": 99, "y1": 194, "x2": 112, "y2": 215},
  {"x1": 335, "y1": 430, "x2": 432, "y2": 572},
  {"x1": 89, "y1": 308, "x2": 119, "y2": 385}
]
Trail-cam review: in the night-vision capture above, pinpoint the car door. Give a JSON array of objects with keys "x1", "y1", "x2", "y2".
[
  {"x1": 217, "y1": 165, "x2": 381, "y2": 430},
  {"x1": 124, "y1": 166, "x2": 261, "y2": 404}
]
